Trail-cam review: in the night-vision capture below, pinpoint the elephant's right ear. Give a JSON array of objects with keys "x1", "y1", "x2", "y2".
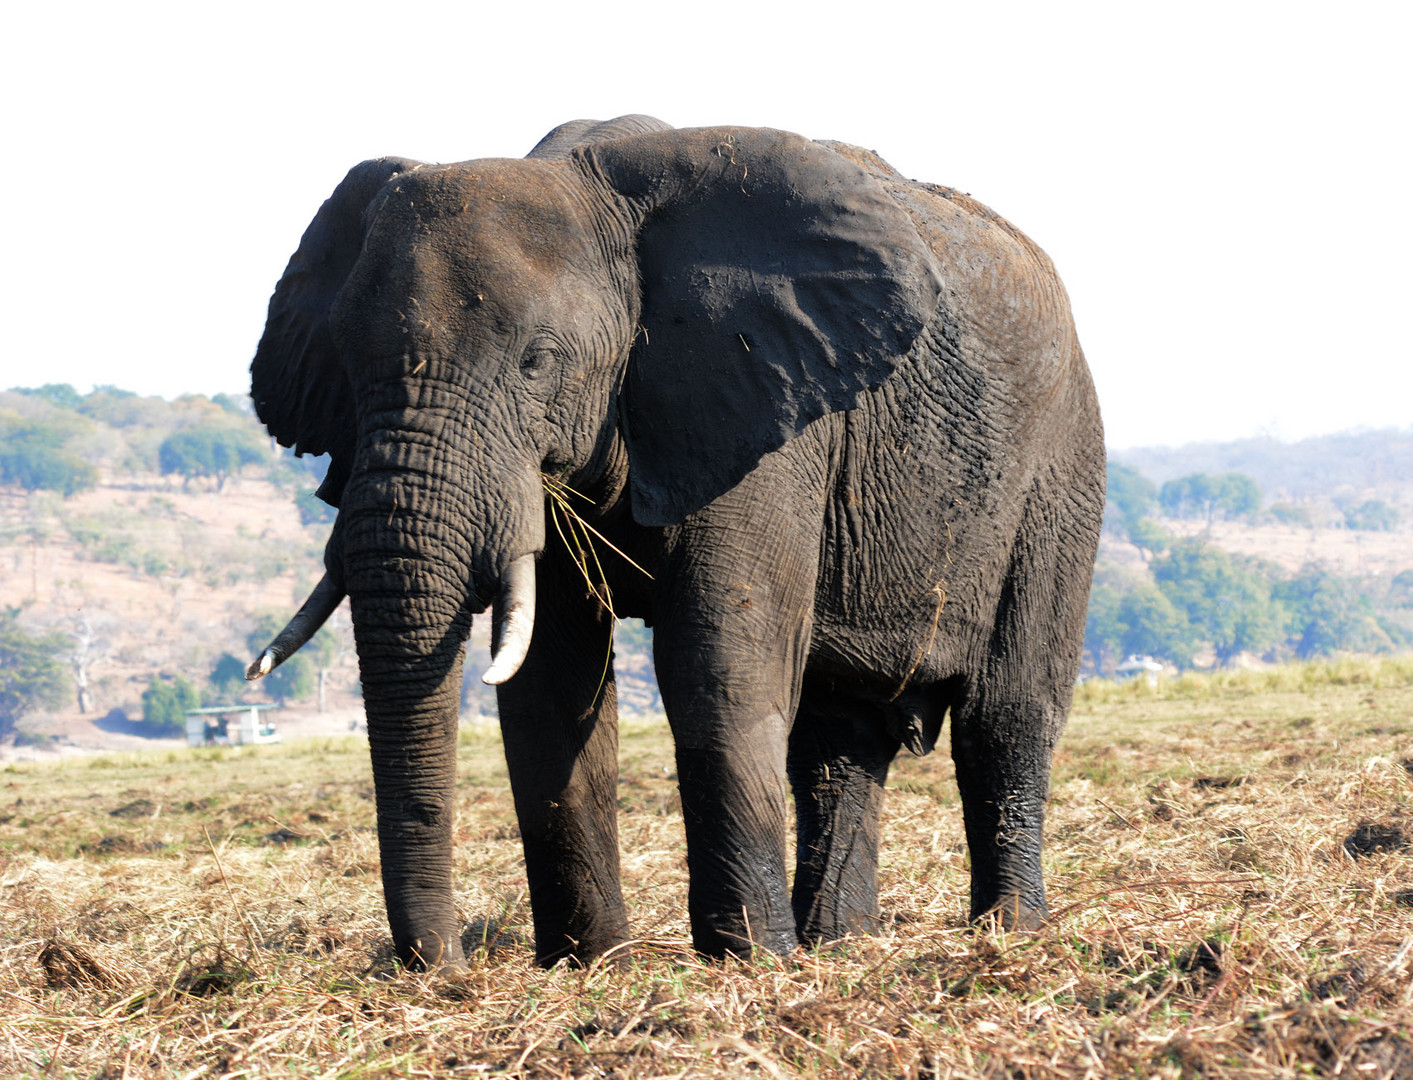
[{"x1": 250, "y1": 156, "x2": 419, "y2": 506}]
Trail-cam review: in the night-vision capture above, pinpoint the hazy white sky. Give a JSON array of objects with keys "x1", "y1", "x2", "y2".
[{"x1": 1, "y1": 1, "x2": 1407, "y2": 449}]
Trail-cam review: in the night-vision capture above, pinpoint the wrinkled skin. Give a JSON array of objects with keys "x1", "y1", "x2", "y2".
[{"x1": 251, "y1": 116, "x2": 1104, "y2": 968}]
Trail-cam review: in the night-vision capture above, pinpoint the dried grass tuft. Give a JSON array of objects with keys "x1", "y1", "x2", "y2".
[{"x1": 37, "y1": 937, "x2": 121, "y2": 989}]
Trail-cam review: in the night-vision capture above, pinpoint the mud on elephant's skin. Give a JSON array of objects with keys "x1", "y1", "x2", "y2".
[{"x1": 248, "y1": 115, "x2": 1105, "y2": 969}]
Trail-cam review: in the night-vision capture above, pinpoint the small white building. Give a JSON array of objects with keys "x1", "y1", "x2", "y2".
[{"x1": 185, "y1": 705, "x2": 282, "y2": 747}]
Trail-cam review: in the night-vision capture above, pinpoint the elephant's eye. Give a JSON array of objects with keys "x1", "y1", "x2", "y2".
[{"x1": 519, "y1": 343, "x2": 556, "y2": 377}]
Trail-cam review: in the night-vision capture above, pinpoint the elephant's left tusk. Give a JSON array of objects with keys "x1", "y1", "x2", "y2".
[
  {"x1": 246, "y1": 573, "x2": 346, "y2": 680},
  {"x1": 482, "y1": 553, "x2": 537, "y2": 685}
]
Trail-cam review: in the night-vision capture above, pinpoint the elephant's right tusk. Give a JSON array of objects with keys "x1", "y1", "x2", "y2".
[
  {"x1": 482, "y1": 553, "x2": 537, "y2": 685},
  {"x1": 246, "y1": 573, "x2": 346, "y2": 680}
]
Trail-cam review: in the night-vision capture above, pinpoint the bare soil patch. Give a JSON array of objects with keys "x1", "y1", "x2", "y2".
[{"x1": 1165, "y1": 518, "x2": 1412, "y2": 576}]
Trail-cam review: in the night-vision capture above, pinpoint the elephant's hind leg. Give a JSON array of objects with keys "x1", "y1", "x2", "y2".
[
  {"x1": 496, "y1": 543, "x2": 630, "y2": 967},
  {"x1": 953, "y1": 475, "x2": 1098, "y2": 930},
  {"x1": 787, "y1": 682, "x2": 900, "y2": 945}
]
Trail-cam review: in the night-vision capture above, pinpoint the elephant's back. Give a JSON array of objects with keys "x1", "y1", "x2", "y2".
[{"x1": 821, "y1": 141, "x2": 1084, "y2": 407}]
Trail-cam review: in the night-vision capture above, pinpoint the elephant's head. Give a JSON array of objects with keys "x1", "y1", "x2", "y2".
[{"x1": 247, "y1": 119, "x2": 942, "y2": 966}]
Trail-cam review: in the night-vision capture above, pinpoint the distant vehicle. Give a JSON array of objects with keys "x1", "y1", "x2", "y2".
[
  {"x1": 185, "y1": 704, "x2": 281, "y2": 747},
  {"x1": 1115, "y1": 655, "x2": 1165, "y2": 685}
]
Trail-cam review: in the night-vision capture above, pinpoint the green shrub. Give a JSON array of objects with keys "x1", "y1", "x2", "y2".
[
  {"x1": 1344, "y1": 500, "x2": 1399, "y2": 532},
  {"x1": 0, "y1": 613, "x2": 72, "y2": 741},
  {"x1": 208, "y1": 654, "x2": 249, "y2": 702},
  {"x1": 141, "y1": 675, "x2": 200, "y2": 737}
]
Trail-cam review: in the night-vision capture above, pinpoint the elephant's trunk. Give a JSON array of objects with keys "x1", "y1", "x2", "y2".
[
  {"x1": 334, "y1": 421, "x2": 545, "y2": 969},
  {"x1": 342, "y1": 524, "x2": 470, "y2": 968}
]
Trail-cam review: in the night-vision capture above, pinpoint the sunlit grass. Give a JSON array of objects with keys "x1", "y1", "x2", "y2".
[
  {"x1": 1074, "y1": 654, "x2": 1413, "y2": 708},
  {"x1": 1, "y1": 663, "x2": 1410, "y2": 1076}
]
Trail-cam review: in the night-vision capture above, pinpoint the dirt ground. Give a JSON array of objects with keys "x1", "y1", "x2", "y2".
[{"x1": 1164, "y1": 518, "x2": 1412, "y2": 576}]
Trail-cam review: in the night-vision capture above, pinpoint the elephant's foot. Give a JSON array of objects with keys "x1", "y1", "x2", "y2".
[
  {"x1": 670, "y1": 742, "x2": 799, "y2": 962},
  {"x1": 394, "y1": 928, "x2": 468, "y2": 972},
  {"x1": 532, "y1": 920, "x2": 632, "y2": 969},
  {"x1": 793, "y1": 840, "x2": 888, "y2": 947},
  {"x1": 970, "y1": 890, "x2": 1048, "y2": 932},
  {"x1": 797, "y1": 897, "x2": 886, "y2": 948},
  {"x1": 691, "y1": 909, "x2": 799, "y2": 961}
]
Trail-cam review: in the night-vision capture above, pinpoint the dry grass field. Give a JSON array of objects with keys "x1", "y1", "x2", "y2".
[{"x1": 1, "y1": 658, "x2": 1411, "y2": 1078}]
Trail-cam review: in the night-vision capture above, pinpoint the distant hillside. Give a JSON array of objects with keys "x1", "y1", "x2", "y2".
[
  {"x1": 1097, "y1": 427, "x2": 1412, "y2": 676},
  {"x1": 0, "y1": 384, "x2": 657, "y2": 753},
  {"x1": 1113, "y1": 428, "x2": 1413, "y2": 505}
]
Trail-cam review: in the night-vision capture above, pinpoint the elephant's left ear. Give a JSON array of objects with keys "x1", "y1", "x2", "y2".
[
  {"x1": 578, "y1": 128, "x2": 943, "y2": 527},
  {"x1": 250, "y1": 156, "x2": 420, "y2": 506}
]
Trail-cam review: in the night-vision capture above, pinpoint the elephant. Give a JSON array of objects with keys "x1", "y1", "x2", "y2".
[{"x1": 247, "y1": 115, "x2": 1105, "y2": 970}]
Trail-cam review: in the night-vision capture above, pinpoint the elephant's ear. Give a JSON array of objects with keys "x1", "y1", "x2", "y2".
[
  {"x1": 579, "y1": 127, "x2": 943, "y2": 527},
  {"x1": 250, "y1": 156, "x2": 420, "y2": 506}
]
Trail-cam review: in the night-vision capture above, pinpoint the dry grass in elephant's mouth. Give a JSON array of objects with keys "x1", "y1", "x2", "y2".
[
  {"x1": 542, "y1": 472, "x2": 653, "y2": 614},
  {"x1": 1, "y1": 657, "x2": 1411, "y2": 1078}
]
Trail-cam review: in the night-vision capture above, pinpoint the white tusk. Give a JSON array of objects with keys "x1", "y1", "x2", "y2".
[
  {"x1": 246, "y1": 573, "x2": 345, "y2": 680},
  {"x1": 482, "y1": 553, "x2": 537, "y2": 685}
]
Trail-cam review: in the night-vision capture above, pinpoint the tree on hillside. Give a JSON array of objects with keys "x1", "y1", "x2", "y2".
[
  {"x1": 1276, "y1": 565, "x2": 1395, "y2": 658},
  {"x1": 1105, "y1": 462, "x2": 1156, "y2": 534},
  {"x1": 1159, "y1": 472, "x2": 1262, "y2": 525},
  {"x1": 1152, "y1": 539, "x2": 1285, "y2": 665},
  {"x1": 1083, "y1": 584, "x2": 1124, "y2": 676},
  {"x1": 208, "y1": 654, "x2": 250, "y2": 703},
  {"x1": 1127, "y1": 517, "x2": 1171, "y2": 562},
  {"x1": 63, "y1": 611, "x2": 112, "y2": 715},
  {"x1": 1118, "y1": 584, "x2": 1192, "y2": 661},
  {"x1": 211, "y1": 392, "x2": 254, "y2": 417},
  {"x1": 1268, "y1": 502, "x2": 1316, "y2": 527},
  {"x1": 1102, "y1": 462, "x2": 1173, "y2": 560},
  {"x1": 1343, "y1": 500, "x2": 1399, "y2": 532},
  {"x1": 1216, "y1": 473, "x2": 1262, "y2": 520},
  {"x1": 1390, "y1": 570, "x2": 1413, "y2": 608},
  {"x1": 0, "y1": 611, "x2": 72, "y2": 742},
  {"x1": 0, "y1": 413, "x2": 99, "y2": 496},
  {"x1": 158, "y1": 425, "x2": 265, "y2": 491},
  {"x1": 10, "y1": 384, "x2": 84, "y2": 410},
  {"x1": 1159, "y1": 474, "x2": 1214, "y2": 520}
]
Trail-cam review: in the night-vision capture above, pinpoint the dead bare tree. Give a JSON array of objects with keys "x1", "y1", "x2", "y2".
[{"x1": 64, "y1": 612, "x2": 112, "y2": 715}]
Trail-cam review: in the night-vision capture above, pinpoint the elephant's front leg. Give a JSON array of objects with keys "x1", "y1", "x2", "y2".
[
  {"x1": 653, "y1": 482, "x2": 822, "y2": 958},
  {"x1": 496, "y1": 544, "x2": 629, "y2": 967}
]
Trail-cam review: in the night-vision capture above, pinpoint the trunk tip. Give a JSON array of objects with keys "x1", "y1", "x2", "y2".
[{"x1": 245, "y1": 650, "x2": 276, "y2": 681}]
